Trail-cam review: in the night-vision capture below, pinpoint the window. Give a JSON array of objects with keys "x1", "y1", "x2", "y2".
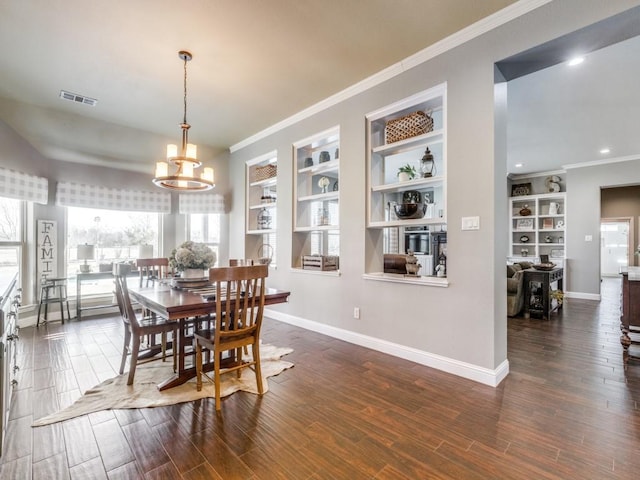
[
  {"x1": 0, "y1": 197, "x2": 23, "y2": 286},
  {"x1": 66, "y1": 206, "x2": 161, "y2": 296},
  {"x1": 187, "y1": 213, "x2": 221, "y2": 267}
]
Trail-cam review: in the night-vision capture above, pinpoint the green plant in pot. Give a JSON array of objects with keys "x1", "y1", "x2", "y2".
[{"x1": 397, "y1": 164, "x2": 417, "y2": 182}]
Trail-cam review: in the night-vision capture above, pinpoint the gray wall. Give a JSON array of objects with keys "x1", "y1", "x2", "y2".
[
  {"x1": 0, "y1": 119, "x2": 232, "y2": 304},
  {"x1": 227, "y1": 0, "x2": 640, "y2": 377},
  {"x1": 566, "y1": 158, "x2": 640, "y2": 296}
]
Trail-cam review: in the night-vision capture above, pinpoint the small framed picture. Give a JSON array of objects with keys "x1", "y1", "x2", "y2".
[
  {"x1": 516, "y1": 218, "x2": 534, "y2": 230},
  {"x1": 542, "y1": 218, "x2": 554, "y2": 229},
  {"x1": 556, "y1": 219, "x2": 564, "y2": 229},
  {"x1": 550, "y1": 249, "x2": 565, "y2": 258},
  {"x1": 511, "y1": 183, "x2": 532, "y2": 197}
]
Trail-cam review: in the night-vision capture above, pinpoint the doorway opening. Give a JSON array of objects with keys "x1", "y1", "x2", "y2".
[{"x1": 600, "y1": 218, "x2": 632, "y2": 277}]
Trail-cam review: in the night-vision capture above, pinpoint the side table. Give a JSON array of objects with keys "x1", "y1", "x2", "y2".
[{"x1": 523, "y1": 267, "x2": 563, "y2": 320}]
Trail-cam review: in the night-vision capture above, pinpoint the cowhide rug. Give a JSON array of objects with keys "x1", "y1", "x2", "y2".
[{"x1": 32, "y1": 344, "x2": 293, "y2": 426}]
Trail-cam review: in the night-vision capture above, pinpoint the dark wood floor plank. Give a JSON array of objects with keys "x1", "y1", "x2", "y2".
[
  {"x1": 2, "y1": 278, "x2": 640, "y2": 479},
  {"x1": 2, "y1": 415, "x2": 33, "y2": 462},
  {"x1": 93, "y1": 418, "x2": 136, "y2": 472},
  {"x1": 32, "y1": 451, "x2": 70, "y2": 480},
  {"x1": 69, "y1": 456, "x2": 108, "y2": 480},
  {"x1": 121, "y1": 418, "x2": 171, "y2": 473},
  {"x1": 181, "y1": 462, "x2": 224, "y2": 480},
  {"x1": 106, "y1": 460, "x2": 144, "y2": 480},
  {"x1": 144, "y1": 461, "x2": 183, "y2": 480},
  {"x1": 32, "y1": 422, "x2": 66, "y2": 463},
  {"x1": 0, "y1": 454, "x2": 31, "y2": 480},
  {"x1": 62, "y1": 416, "x2": 101, "y2": 467},
  {"x1": 152, "y1": 420, "x2": 206, "y2": 474}
]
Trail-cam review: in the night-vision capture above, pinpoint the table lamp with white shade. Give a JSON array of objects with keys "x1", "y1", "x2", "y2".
[
  {"x1": 138, "y1": 245, "x2": 154, "y2": 259},
  {"x1": 77, "y1": 244, "x2": 95, "y2": 273}
]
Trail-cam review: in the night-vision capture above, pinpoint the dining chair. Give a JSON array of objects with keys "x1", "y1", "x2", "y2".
[
  {"x1": 194, "y1": 264, "x2": 268, "y2": 410},
  {"x1": 113, "y1": 263, "x2": 178, "y2": 385},
  {"x1": 229, "y1": 259, "x2": 254, "y2": 266},
  {"x1": 136, "y1": 257, "x2": 172, "y2": 287}
]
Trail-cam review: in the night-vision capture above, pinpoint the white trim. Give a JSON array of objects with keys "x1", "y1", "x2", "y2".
[
  {"x1": 508, "y1": 169, "x2": 566, "y2": 181},
  {"x1": 564, "y1": 291, "x2": 601, "y2": 301},
  {"x1": 230, "y1": 0, "x2": 552, "y2": 153},
  {"x1": 265, "y1": 309, "x2": 509, "y2": 387},
  {"x1": 563, "y1": 154, "x2": 640, "y2": 171}
]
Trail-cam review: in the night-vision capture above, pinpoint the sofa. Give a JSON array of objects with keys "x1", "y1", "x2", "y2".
[{"x1": 507, "y1": 261, "x2": 533, "y2": 317}]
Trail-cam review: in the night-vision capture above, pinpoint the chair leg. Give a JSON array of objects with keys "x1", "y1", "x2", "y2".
[
  {"x1": 127, "y1": 336, "x2": 140, "y2": 386},
  {"x1": 172, "y1": 329, "x2": 178, "y2": 372},
  {"x1": 214, "y1": 350, "x2": 222, "y2": 411},
  {"x1": 253, "y1": 341, "x2": 264, "y2": 395},
  {"x1": 236, "y1": 347, "x2": 243, "y2": 379},
  {"x1": 119, "y1": 328, "x2": 131, "y2": 375},
  {"x1": 195, "y1": 340, "x2": 203, "y2": 392}
]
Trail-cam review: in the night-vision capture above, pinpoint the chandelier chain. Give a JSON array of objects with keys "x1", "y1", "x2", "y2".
[{"x1": 183, "y1": 55, "x2": 188, "y2": 126}]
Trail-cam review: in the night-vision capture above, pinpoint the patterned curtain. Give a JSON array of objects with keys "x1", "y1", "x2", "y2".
[
  {"x1": 0, "y1": 167, "x2": 48, "y2": 204},
  {"x1": 56, "y1": 181, "x2": 171, "y2": 213},
  {"x1": 178, "y1": 193, "x2": 225, "y2": 214}
]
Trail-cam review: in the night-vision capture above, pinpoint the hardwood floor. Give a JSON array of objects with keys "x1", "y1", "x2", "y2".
[{"x1": 1, "y1": 277, "x2": 639, "y2": 479}]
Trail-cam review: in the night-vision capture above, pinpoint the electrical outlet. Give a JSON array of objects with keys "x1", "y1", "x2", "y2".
[{"x1": 353, "y1": 307, "x2": 360, "y2": 319}]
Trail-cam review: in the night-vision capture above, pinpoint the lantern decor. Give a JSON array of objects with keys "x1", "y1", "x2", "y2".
[
  {"x1": 257, "y1": 208, "x2": 272, "y2": 230},
  {"x1": 420, "y1": 147, "x2": 435, "y2": 178}
]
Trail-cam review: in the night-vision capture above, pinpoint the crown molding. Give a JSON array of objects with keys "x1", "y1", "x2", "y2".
[
  {"x1": 563, "y1": 154, "x2": 640, "y2": 170},
  {"x1": 230, "y1": 0, "x2": 553, "y2": 153},
  {"x1": 508, "y1": 168, "x2": 566, "y2": 180}
]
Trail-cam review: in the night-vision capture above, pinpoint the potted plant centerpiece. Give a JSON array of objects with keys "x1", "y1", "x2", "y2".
[
  {"x1": 397, "y1": 164, "x2": 417, "y2": 182},
  {"x1": 169, "y1": 241, "x2": 216, "y2": 278}
]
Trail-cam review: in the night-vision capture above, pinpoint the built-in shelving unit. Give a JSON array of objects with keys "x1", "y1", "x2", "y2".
[
  {"x1": 365, "y1": 83, "x2": 448, "y2": 283},
  {"x1": 245, "y1": 151, "x2": 277, "y2": 265},
  {"x1": 509, "y1": 193, "x2": 566, "y2": 262},
  {"x1": 292, "y1": 127, "x2": 340, "y2": 273}
]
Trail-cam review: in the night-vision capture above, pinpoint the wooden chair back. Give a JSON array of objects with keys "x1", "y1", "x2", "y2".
[
  {"x1": 209, "y1": 264, "x2": 268, "y2": 349},
  {"x1": 113, "y1": 263, "x2": 142, "y2": 335},
  {"x1": 136, "y1": 257, "x2": 171, "y2": 287},
  {"x1": 229, "y1": 259, "x2": 254, "y2": 266}
]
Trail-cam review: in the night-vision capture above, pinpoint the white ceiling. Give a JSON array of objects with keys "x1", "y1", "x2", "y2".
[
  {"x1": 507, "y1": 33, "x2": 640, "y2": 175},
  {"x1": 0, "y1": 0, "x2": 516, "y2": 173}
]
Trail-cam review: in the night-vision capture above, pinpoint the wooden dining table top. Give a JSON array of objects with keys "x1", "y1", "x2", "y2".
[{"x1": 128, "y1": 283, "x2": 290, "y2": 320}]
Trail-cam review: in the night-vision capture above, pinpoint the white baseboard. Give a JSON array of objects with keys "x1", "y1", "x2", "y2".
[
  {"x1": 564, "y1": 291, "x2": 601, "y2": 301},
  {"x1": 264, "y1": 308, "x2": 509, "y2": 387}
]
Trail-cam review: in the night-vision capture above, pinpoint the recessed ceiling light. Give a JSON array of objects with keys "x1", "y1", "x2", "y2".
[
  {"x1": 514, "y1": 163, "x2": 523, "y2": 168},
  {"x1": 599, "y1": 148, "x2": 610, "y2": 154},
  {"x1": 568, "y1": 56, "x2": 584, "y2": 66}
]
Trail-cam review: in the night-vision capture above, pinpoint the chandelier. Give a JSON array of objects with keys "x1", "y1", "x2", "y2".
[{"x1": 153, "y1": 51, "x2": 214, "y2": 191}]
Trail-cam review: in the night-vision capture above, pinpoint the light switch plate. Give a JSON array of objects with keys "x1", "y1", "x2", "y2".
[{"x1": 461, "y1": 216, "x2": 480, "y2": 230}]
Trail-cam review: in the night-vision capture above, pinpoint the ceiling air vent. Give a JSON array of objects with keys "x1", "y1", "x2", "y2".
[{"x1": 59, "y1": 90, "x2": 98, "y2": 107}]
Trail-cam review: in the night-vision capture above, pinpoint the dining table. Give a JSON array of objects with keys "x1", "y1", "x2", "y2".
[{"x1": 128, "y1": 282, "x2": 290, "y2": 391}]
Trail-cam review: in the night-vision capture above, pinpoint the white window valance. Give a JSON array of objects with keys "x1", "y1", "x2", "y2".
[
  {"x1": 178, "y1": 193, "x2": 225, "y2": 214},
  {"x1": 0, "y1": 167, "x2": 48, "y2": 204},
  {"x1": 56, "y1": 182, "x2": 171, "y2": 213}
]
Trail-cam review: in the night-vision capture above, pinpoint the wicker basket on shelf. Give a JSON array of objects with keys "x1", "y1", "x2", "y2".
[
  {"x1": 252, "y1": 163, "x2": 277, "y2": 182},
  {"x1": 385, "y1": 111, "x2": 433, "y2": 144}
]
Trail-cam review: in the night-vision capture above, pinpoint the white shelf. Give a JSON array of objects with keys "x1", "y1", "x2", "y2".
[
  {"x1": 294, "y1": 225, "x2": 339, "y2": 232},
  {"x1": 371, "y1": 176, "x2": 444, "y2": 194},
  {"x1": 372, "y1": 130, "x2": 444, "y2": 156},
  {"x1": 365, "y1": 84, "x2": 448, "y2": 279},
  {"x1": 247, "y1": 228, "x2": 276, "y2": 235},
  {"x1": 293, "y1": 127, "x2": 341, "y2": 267},
  {"x1": 249, "y1": 202, "x2": 276, "y2": 210},
  {"x1": 298, "y1": 191, "x2": 339, "y2": 203},
  {"x1": 362, "y1": 272, "x2": 449, "y2": 287},
  {"x1": 249, "y1": 177, "x2": 277, "y2": 188},
  {"x1": 298, "y1": 159, "x2": 339, "y2": 175},
  {"x1": 509, "y1": 192, "x2": 566, "y2": 259}
]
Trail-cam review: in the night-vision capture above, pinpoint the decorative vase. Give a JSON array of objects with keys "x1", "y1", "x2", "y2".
[
  {"x1": 181, "y1": 268, "x2": 205, "y2": 279},
  {"x1": 519, "y1": 205, "x2": 532, "y2": 216},
  {"x1": 398, "y1": 172, "x2": 411, "y2": 182},
  {"x1": 319, "y1": 151, "x2": 330, "y2": 163}
]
